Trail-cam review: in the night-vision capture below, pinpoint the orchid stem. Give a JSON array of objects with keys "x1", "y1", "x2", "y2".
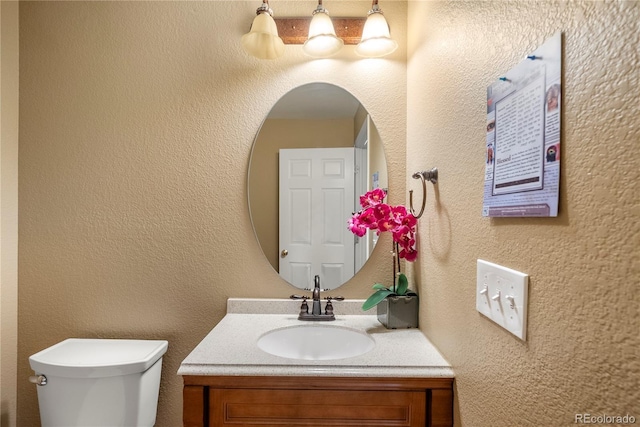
[{"x1": 392, "y1": 241, "x2": 401, "y2": 294}]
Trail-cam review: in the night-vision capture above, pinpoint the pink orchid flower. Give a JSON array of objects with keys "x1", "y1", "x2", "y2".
[
  {"x1": 359, "y1": 188, "x2": 387, "y2": 209},
  {"x1": 348, "y1": 189, "x2": 419, "y2": 262},
  {"x1": 348, "y1": 215, "x2": 368, "y2": 237},
  {"x1": 399, "y1": 247, "x2": 418, "y2": 262}
]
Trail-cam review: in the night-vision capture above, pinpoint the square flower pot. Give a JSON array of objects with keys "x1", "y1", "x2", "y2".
[{"x1": 377, "y1": 294, "x2": 418, "y2": 329}]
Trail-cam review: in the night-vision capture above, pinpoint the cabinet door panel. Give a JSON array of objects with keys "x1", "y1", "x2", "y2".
[
  {"x1": 210, "y1": 388, "x2": 426, "y2": 426},
  {"x1": 430, "y1": 388, "x2": 454, "y2": 427},
  {"x1": 184, "y1": 385, "x2": 206, "y2": 427}
]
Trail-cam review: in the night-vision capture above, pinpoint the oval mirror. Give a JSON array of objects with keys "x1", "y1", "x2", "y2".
[{"x1": 248, "y1": 83, "x2": 388, "y2": 290}]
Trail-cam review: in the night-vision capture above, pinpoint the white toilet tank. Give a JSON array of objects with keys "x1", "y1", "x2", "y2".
[{"x1": 29, "y1": 338, "x2": 168, "y2": 427}]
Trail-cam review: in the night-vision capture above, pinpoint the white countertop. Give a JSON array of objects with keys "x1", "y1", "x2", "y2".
[{"x1": 178, "y1": 298, "x2": 453, "y2": 378}]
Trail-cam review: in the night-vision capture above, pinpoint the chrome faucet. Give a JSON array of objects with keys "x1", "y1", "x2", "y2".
[
  {"x1": 290, "y1": 275, "x2": 344, "y2": 321},
  {"x1": 311, "y1": 275, "x2": 322, "y2": 316}
]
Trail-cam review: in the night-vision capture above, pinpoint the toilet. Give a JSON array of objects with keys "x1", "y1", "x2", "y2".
[{"x1": 29, "y1": 338, "x2": 168, "y2": 427}]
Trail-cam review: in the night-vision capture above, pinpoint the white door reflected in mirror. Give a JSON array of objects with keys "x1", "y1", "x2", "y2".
[{"x1": 278, "y1": 148, "x2": 355, "y2": 289}]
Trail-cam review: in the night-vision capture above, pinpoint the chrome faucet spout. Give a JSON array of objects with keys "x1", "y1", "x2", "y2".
[{"x1": 312, "y1": 275, "x2": 322, "y2": 315}]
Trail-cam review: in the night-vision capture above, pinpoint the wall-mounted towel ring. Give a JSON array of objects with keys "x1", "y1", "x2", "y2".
[{"x1": 409, "y1": 168, "x2": 438, "y2": 219}]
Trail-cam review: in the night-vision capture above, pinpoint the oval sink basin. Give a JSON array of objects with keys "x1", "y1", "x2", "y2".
[{"x1": 257, "y1": 325, "x2": 375, "y2": 361}]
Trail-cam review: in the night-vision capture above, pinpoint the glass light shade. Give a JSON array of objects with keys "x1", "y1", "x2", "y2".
[
  {"x1": 303, "y1": 12, "x2": 344, "y2": 58},
  {"x1": 355, "y1": 12, "x2": 397, "y2": 58},
  {"x1": 241, "y1": 12, "x2": 285, "y2": 60}
]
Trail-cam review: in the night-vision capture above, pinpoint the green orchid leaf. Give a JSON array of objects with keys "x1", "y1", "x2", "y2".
[
  {"x1": 362, "y1": 289, "x2": 394, "y2": 311},
  {"x1": 372, "y1": 283, "x2": 389, "y2": 291},
  {"x1": 396, "y1": 273, "x2": 409, "y2": 296}
]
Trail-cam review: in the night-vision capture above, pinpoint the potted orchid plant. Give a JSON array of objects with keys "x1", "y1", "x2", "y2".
[{"x1": 348, "y1": 188, "x2": 419, "y2": 328}]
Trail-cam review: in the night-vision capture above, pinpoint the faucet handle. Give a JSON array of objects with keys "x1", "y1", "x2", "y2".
[
  {"x1": 290, "y1": 295, "x2": 310, "y2": 315},
  {"x1": 323, "y1": 296, "x2": 344, "y2": 316},
  {"x1": 324, "y1": 300, "x2": 335, "y2": 316}
]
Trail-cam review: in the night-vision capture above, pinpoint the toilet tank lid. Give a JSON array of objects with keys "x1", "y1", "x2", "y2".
[{"x1": 29, "y1": 338, "x2": 168, "y2": 379}]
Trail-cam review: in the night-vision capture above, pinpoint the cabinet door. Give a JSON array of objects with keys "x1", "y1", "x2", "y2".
[
  {"x1": 430, "y1": 388, "x2": 454, "y2": 427},
  {"x1": 183, "y1": 385, "x2": 206, "y2": 427},
  {"x1": 210, "y1": 388, "x2": 426, "y2": 427}
]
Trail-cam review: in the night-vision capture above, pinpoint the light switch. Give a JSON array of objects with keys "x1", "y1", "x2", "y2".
[{"x1": 476, "y1": 259, "x2": 529, "y2": 340}]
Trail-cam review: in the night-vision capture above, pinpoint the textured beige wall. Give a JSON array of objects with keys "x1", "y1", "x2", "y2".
[
  {"x1": 1, "y1": 2, "x2": 20, "y2": 426},
  {"x1": 407, "y1": 1, "x2": 639, "y2": 426},
  {"x1": 17, "y1": 1, "x2": 406, "y2": 425}
]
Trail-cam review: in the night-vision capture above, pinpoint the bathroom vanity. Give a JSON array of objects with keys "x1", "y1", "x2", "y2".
[{"x1": 179, "y1": 299, "x2": 454, "y2": 427}]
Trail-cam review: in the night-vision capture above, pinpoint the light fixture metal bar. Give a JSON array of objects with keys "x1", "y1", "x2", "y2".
[{"x1": 274, "y1": 17, "x2": 366, "y2": 45}]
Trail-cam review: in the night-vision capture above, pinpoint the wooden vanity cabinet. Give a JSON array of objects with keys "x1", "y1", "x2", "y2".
[{"x1": 183, "y1": 375, "x2": 453, "y2": 427}]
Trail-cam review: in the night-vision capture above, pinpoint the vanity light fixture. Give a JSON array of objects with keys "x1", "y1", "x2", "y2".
[
  {"x1": 355, "y1": 0, "x2": 398, "y2": 58},
  {"x1": 244, "y1": 2, "x2": 388, "y2": 60},
  {"x1": 302, "y1": 0, "x2": 344, "y2": 58},
  {"x1": 241, "y1": 0, "x2": 285, "y2": 60}
]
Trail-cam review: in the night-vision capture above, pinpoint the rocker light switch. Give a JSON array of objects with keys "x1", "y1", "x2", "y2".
[{"x1": 476, "y1": 259, "x2": 529, "y2": 340}]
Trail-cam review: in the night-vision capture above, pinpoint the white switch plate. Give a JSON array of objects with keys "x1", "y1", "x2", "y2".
[{"x1": 476, "y1": 259, "x2": 529, "y2": 340}]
